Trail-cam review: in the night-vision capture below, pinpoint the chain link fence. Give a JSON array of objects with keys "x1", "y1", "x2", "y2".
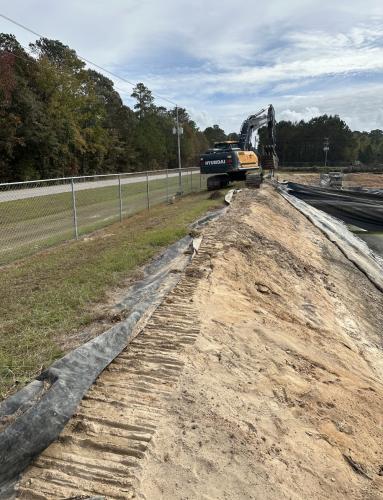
[{"x1": 0, "y1": 168, "x2": 207, "y2": 265}]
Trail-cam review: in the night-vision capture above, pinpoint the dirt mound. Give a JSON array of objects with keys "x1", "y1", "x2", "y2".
[
  {"x1": 141, "y1": 186, "x2": 383, "y2": 499},
  {"x1": 14, "y1": 186, "x2": 383, "y2": 499}
]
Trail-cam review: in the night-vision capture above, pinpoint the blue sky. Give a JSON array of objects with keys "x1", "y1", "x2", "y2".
[{"x1": 1, "y1": 0, "x2": 383, "y2": 132}]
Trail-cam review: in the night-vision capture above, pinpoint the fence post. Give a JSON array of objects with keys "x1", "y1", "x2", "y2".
[
  {"x1": 190, "y1": 168, "x2": 193, "y2": 192},
  {"x1": 71, "y1": 178, "x2": 79, "y2": 240},
  {"x1": 118, "y1": 175, "x2": 122, "y2": 222},
  {"x1": 146, "y1": 171, "x2": 150, "y2": 210},
  {"x1": 200, "y1": 172, "x2": 202, "y2": 191},
  {"x1": 166, "y1": 169, "x2": 169, "y2": 202}
]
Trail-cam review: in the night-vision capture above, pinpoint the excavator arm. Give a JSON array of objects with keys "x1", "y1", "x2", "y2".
[
  {"x1": 238, "y1": 105, "x2": 276, "y2": 153},
  {"x1": 237, "y1": 105, "x2": 278, "y2": 182}
]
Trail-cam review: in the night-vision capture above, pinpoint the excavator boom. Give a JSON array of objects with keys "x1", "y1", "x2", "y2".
[{"x1": 239, "y1": 105, "x2": 277, "y2": 153}]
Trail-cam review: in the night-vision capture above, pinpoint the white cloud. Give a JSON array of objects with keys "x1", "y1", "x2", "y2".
[
  {"x1": 279, "y1": 107, "x2": 322, "y2": 122},
  {"x1": 1, "y1": 0, "x2": 383, "y2": 131}
]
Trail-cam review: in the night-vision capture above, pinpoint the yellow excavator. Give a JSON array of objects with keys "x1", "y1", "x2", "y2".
[{"x1": 199, "y1": 105, "x2": 278, "y2": 190}]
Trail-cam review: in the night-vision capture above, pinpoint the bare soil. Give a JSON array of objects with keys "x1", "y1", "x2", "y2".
[
  {"x1": 277, "y1": 171, "x2": 383, "y2": 189},
  {"x1": 277, "y1": 171, "x2": 321, "y2": 185},
  {"x1": 15, "y1": 186, "x2": 383, "y2": 499},
  {"x1": 343, "y1": 173, "x2": 383, "y2": 189},
  {"x1": 141, "y1": 186, "x2": 383, "y2": 499}
]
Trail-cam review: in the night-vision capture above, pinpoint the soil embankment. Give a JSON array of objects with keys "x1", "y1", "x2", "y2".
[
  {"x1": 16, "y1": 186, "x2": 383, "y2": 499},
  {"x1": 141, "y1": 186, "x2": 383, "y2": 499}
]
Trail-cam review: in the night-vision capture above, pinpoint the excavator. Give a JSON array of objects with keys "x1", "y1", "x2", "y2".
[{"x1": 199, "y1": 105, "x2": 278, "y2": 190}]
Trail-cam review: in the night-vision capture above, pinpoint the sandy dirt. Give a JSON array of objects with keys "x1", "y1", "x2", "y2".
[
  {"x1": 343, "y1": 173, "x2": 383, "y2": 189},
  {"x1": 15, "y1": 185, "x2": 383, "y2": 499},
  {"x1": 140, "y1": 186, "x2": 383, "y2": 500},
  {"x1": 278, "y1": 171, "x2": 383, "y2": 189},
  {"x1": 277, "y1": 172, "x2": 321, "y2": 185}
]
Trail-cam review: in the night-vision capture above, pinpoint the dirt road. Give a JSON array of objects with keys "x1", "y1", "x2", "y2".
[{"x1": 17, "y1": 186, "x2": 383, "y2": 499}]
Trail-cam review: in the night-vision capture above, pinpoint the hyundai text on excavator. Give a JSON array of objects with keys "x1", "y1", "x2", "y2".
[{"x1": 199, "y1": 105, "x2": 278, "y2": 190}]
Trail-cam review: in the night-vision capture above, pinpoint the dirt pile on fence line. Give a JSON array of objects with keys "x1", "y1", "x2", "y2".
[{"x1": 141, "y1": 186, "x2": 383, "y2": 499}]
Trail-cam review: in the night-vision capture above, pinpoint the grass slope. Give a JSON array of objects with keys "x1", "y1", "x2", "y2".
[{"x1": 0, "y1": 190, "x2": 223, "y2": 399}]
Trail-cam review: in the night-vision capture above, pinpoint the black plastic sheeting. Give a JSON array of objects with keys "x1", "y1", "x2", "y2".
[
  {"x1": 285, "y1": 182, "x2": 383, "y2": 231},
  {"x1": 278, "y1": 185, "x2": 383, "y2": 293},
  {"x1": 0, "y1": 208, "x2": 225, "y2": 496}
]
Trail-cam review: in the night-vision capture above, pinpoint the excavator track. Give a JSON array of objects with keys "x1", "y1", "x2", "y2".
[{"x1": 16, "y1": 241, "x2": 215, "y2": 499}]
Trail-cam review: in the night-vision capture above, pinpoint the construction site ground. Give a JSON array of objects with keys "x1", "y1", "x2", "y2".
[
  {"x1": 277, "y1": 171, "x2": 383, "y2": 188},
  {"x1": 17, "y1": 185, "x2": 383, "y2": 499}
]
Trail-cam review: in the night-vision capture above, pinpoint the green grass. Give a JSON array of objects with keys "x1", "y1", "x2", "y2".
[{"x1": 0, "y1": 189, "x2": 223, "y2": 399}]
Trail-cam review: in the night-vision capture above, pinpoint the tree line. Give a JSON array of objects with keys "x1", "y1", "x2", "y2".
[
  {"x1": 261, "y1": 115, "x2": 383, "y2": 166},
  {"x1": 0, "y1": 34, "x2": 212, "y2": 182}
]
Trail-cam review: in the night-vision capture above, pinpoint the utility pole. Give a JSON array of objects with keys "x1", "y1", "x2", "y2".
[
  {"x1": 323, "y1": 137, "x2": 330, "y2": 167},
  {"x1": 173, "y1": 106, "x2": 183, "y2": 193}
]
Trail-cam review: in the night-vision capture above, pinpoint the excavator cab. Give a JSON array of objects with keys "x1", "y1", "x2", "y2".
[{"x1": 213, "y1": 141, "x2": 240, "y2": 151}]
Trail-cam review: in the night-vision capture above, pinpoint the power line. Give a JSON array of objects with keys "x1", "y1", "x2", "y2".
[
  {"x1": 1, "y1": 41, "x2": 165, "y2": 113},
  {"x1": 1, "y1": 45, "x2": 134, "y2": 100},
  {"x1": 0, "y1": 13, "x2": 178, "y2": 107}
]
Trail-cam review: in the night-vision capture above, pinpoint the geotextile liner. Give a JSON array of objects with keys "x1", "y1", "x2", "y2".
[
  {"x1": 0, "y1": 208, "x2": 225, "y2": 494},
  {"x1": 285, "y1": 182, "x2": 383, "y2": 232},
  {"x1": 278, "y1": 184, "x2": 383, "y2": 294}
]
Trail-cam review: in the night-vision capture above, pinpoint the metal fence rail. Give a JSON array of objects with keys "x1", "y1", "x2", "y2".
[{"x1": 0, "y1": 168, "x2": 207, "y2": 265}]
